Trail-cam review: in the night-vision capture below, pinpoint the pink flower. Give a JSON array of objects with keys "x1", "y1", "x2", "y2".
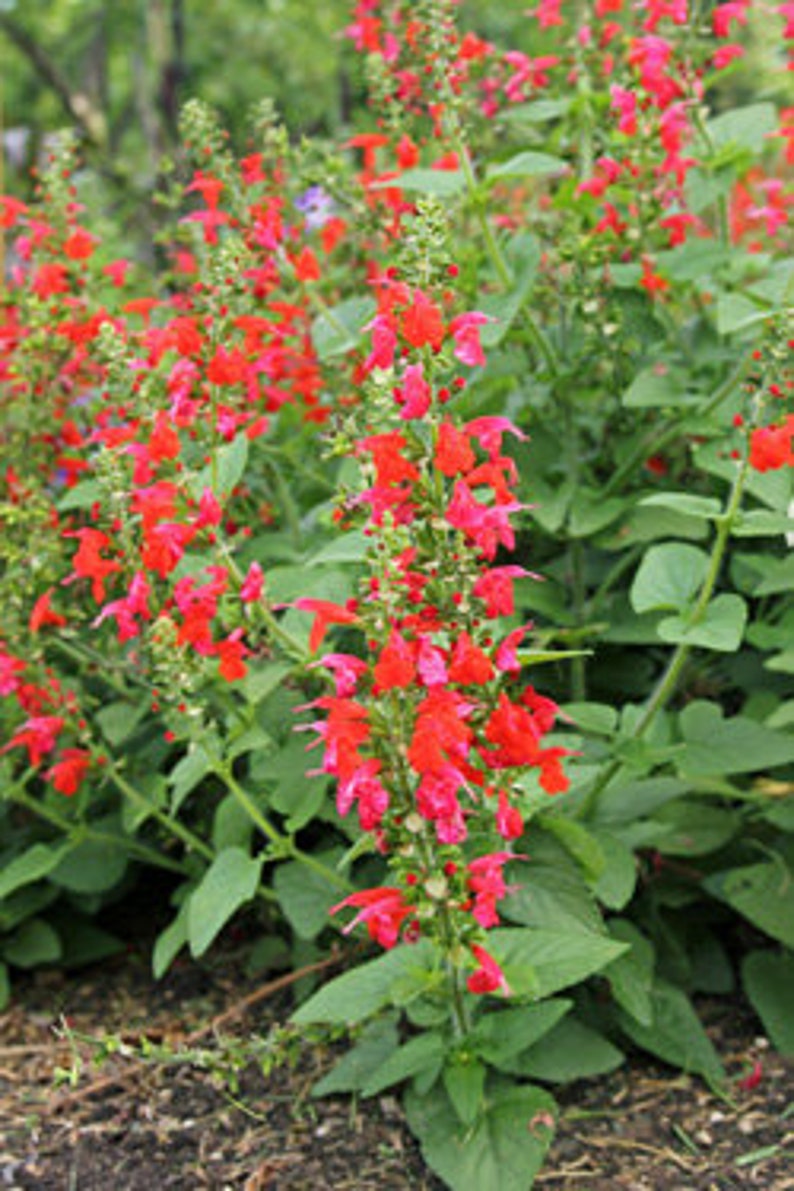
[
  {"x1": 449, "y1": 312, "x2": 491, "y2": 367},
  {"x1": 398, "y1": 363, "x2": 432, "y2": 420},
  {"x1": 240, "y1": 562, "x2": 265, "y2": 604}
]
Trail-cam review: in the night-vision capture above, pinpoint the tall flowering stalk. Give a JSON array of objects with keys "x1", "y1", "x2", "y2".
[{"x1": 299, "y1": 201, "x2": 570, "y2": 1011}]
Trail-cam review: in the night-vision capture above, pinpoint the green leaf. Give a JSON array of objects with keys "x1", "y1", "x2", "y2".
[
  {"x1": 404, "y1": 1080, "x2": 557, "y2": 1191},
  {"x1": 640, "y1": 493, "x2": 722, "y2": 520},
  {"x1": 0, "y1": 963, "x2": 9, "y2": 1011},
  {"x1": 309, "y1": 531, "x2": 368, "y2": 564},
  {"x1": 240, "y1": 661, "x2": 291, "y2": 707},
  {"x1": 502, "y1": 839, "x2": 603, "y2": 934},
  {"x1": 630, "y1": 543, "x2": 708, "y2": 614},
  {"x1": 650, "y1": 800, "x2": 740, "y2": 857},
  {"x1": 622, "y1": 368, "x2": 697, "y2": 408},
  {"x1": 212, "y1": 794, "x2": 254, "y2": 852},
  {"x1": 187, "y1": 847, "x2": 263, "y2": 958},
  {"x1": 706, "y1": 102, "x2": 778, "y2": 151},
  {"x1": 679, "y1": 702, "x2": 794, "y2": 775},
  {"x1": 618, "y1": 980, "x2": 725, "y2": 1088},
  {"x1": 705, "y1": 861, "x2": 794, "y2": 948},
  {"x1": 470, "y1": 1001, "x2": 572, "y2": 1071},
  {"x1": 443, "y1": 1057, "x2": 486, "y2": 1126},
  {"x1": 732, "y1": 510, "x2": 794, "y2": 537},
  {"x1": 486, "y1": 151, "x2": 566, "y2": 180},
  {"x1": 312, "y1": 1014, "x2": 400, "y2": 1096},
  {"x1": 605, "y1": 920, "x2": 655, "y2": 1027},
  {"x1": 478, "y1": 235, "x2": 540, "y2": 348},
  {"x1": 716, "y1": 293, "x2": 769, "y2": 336},
  {"x1": 252, "y1": 735, "x2": 328, "y2": 831},
  {"x1": 742, "y1": 950, "x2": 794, "y2": 1055},
  {"x1": 0, "y1": 884, "x2": 59, "y2": 935},
  {"x1": 51, "y1": 839, "x2": 128, "y2": 894},
  {"x1": 0, "y1": 843, "x2": 71, "y2": 900},
  {"x1": 292, "y1": 940, "x2": 436, "y2": 1025},
  {"x1": 96, "y1": 700, "x2": 148, "y2": 745},
  {"x1": 383, "y1": 168, "x2": 465, "y2": 196},
  {"x1": 362, "y1": 1031, "x2": 446, "y2": 1097},
  {"x1": 503, "y1": 98, "x2": 571, "y2": 123},
  {"x1": 568, "y1": 489, "x2": 626, "y2": 537},
  {"x1": 2, "y1": 918, "x2": 62, "y2": 968},
  {"x1": 54, "y1": 917, "x2": 125, "y2": 968},
  {"x1": 152, "y1": 900, "x2": 190, "y2": 979},
  {"x1": 490, "y1": 927, "x2": 627, "y2": 999},
  {"x1": 591, "y1": 832, "x2": 637, "y2": 910},
  {"x1": 540, "y1": 816, "x2": 606, "y2": 883},
  {"x1": 511, "y1": 1018, "x2": 624, "y2": 1083},
  {"x1": 272, "y1": 850, "x2": 344, "y2": 940},
  {"x1": 590, "y1": 777, "x2": 687, "y2": 825},
  {"x1": 754, "y1": 554, "x2": 794, "y2": 595},
  {"x1": 311, "y1": 297, "x2": 376, "y2": 360},
  {"x1": 658, "y1": 594, "x2": 747, "y2": 652},
  {"x1": 563, "y1": 702, "x2": 618, "y2": 736},
  {"x1": 56, "y1": 479, "x2": 103, "y2": 511},
  {"x1": 191, "y1": 434, "x2": 249, "y2": 499},
  {"x1": 168, "y1": 746, "x2": 211, "y2": 814}
]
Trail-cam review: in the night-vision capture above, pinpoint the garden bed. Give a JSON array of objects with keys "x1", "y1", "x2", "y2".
[{"x1": 2, "y1": 945, "x2": 792, "y2": 1190}]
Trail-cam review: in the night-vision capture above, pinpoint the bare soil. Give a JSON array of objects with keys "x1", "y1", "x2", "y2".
[{"x1": 1, "y1": 942, "x2": 793, "y2": 1190}]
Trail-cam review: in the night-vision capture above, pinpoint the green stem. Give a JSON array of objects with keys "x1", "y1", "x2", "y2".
[
  {"x1": 691, "y1": 107, "x2": 730, "y2": 247},
  {"x1": 447, "y1": 952, "x2": 472, "y2": 1038},
  {"x1": 570, "y1": 538, "x2": 588, "y2": 701},
  {"x1": 580, "y1": 452, "x2": 750, "y2": 817},
  {"x1": 602, "y1": 349, "x2": 753, "y2": 499},
  {"x1": 6, "y1": 779, "x2": 189, "y2": 877},
  {"x1": 47, "y1": 636, "x2": 140, "y2": 697},
  {"x1": 215, "y1": 539, "x2": 311, "y2": 664},
  {"x1": 456, "y1": 142, "x2": 560, "y2": 378},
  {"x1": 211, "y1": 758, "x2": 353, "y2": 893},
  {"x1": 102, "y1": 757, "x2": 216, "y2": 864}
]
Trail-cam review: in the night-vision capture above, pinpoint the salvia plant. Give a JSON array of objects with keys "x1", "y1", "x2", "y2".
[{"x1": 1, "y1": 0, "x2": 794, "y2": 1186}]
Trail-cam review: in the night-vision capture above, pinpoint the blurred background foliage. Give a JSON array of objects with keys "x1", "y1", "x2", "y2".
[{"x1": 1, "y1": 0, "x2": 792, "y2": 232}]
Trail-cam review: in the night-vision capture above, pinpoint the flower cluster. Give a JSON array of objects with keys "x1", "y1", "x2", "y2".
[{"x1": 299, "y1": 255, "x2": 570, "y2": 994}]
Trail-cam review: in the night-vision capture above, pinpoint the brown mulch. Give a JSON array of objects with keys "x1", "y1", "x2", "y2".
[{"x1": 1, "y1": 943, "x2": 793, "y2": 1190}]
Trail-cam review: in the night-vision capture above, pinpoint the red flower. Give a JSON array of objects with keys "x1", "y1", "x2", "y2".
[
  {"x1": 467, "y1": 944, "x2": 510, "y2": 995},
  {"x1": 47, "y1": 748, "x2": 91, "y2": 796},
  {"x1": 62, "y1": 228, "x2": 96, "y2": 260},
  {"x1": 435, "y1": 421, "x2": 475, "y2": 476},
  {"x1": 66, "y1": 529, "x2": 121, "y2": 602},
  {"x1": 29, "y1": 589, "x2": 67, "y2": 633},
  {"x1": 749, "y1": 418, "x2": 794, "y2": 472},
  {"x1": 448, "y1": 632, "x2": 494, "y2": 686},
  {"x1": 292, "y1": 246, "x2": 321, "y2": 282},
  {"x1": 400, "y1": 290, "x2": 445, "y2": 351},
  {"x1": 2, "y1": 716, "x2": 64, "y2": 766},
  {"x1": 216, "y1": 633, "x2": 249, "y2": 682},
  {"x1": 292, "y1": 598, "x2": 360, "y2": 653},
  {"x1": 331, "y1": 887, "x2": 415, "y2": 949},
  {"x1": 373, "y1": 631, "x2": 417, "y2": 690}
]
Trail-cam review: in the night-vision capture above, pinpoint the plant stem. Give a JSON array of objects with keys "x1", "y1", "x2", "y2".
[
  {"x1": 102, "y1": 757, "x2": 216, "y2": 863},
  {"x1": 579, "y1": 451, "x2": 750, "y2": 816},
  {"x1": 6, "y1": 778, "x2": 189, "y2": 877},
  {"x1": 602, "y1": 349, "x2": 753, "y2": 498},
  {"x1": 455, "y1": 141, "x2": 560, "y2": 378},
  {"x1": 211, "y1": 758, "x2": 353, "y2": 893}
]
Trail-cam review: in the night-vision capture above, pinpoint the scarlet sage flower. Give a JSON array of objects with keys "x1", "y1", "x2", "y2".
[
  {"x1": 47, "y1": 748, "x2": 92, "y2": 796},
  {"x1": 331, "y1": 887, "x2": 416, "y2": 949},
  {"x1": 467, "y1": 944, "x2": 510, "y2": 995},
  {"x1": 2, "y1": 716, "x2": 64, "y2": 766},
  {"x1": 291, "y1": 598, "x2": 360, "y2": 653}
]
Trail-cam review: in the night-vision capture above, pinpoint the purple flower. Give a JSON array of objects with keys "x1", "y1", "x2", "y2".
[{"x1": 295, "y1": 186, "x2": 335, "y2": 229}]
